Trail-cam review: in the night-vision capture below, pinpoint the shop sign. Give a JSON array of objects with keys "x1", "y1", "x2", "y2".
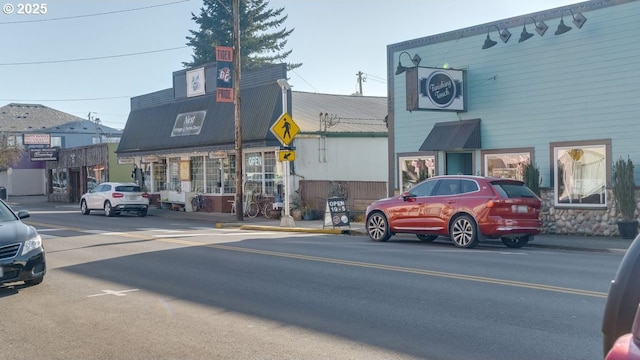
[
  {"x1": 209, "y1": 151, "x2": 227, "y2": 159},
  {"x1": 23, "y1": 133, "x2": 50, "y2": 145},
  {"x1": 118, "y1": 157, "x2": 135, "y2": 164},
  {"x1": 29, "y1": 148, "x2": 58, "y2": 161},
  {"x1": 406, "y1": 67, "x2": 466, "y2": 112},
  {"x1": 186, "y1": 67, "x2": 206, "y2": 98},
  {"x1": 323, "y1": 197, "x2": 350, "y2": 228},
  {"x1": 171, "y1": 110, "x2": 206, "y2": 137},
  {"x1": 142, "y1": 156, "x2": 159, "y2": 163}
]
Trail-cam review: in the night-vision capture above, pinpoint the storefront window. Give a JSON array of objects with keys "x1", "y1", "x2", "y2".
[
  {"x1": 168, "y1": 157, "x2": 180, "y2": 191},
  {"x1": 483, "y1": 152, "x2": 531, "y2": 180},
  {"x1": 398, "y1": 155, "x2": 435, "y2": 193},
  {"x1": 86, "y1": 164, "x2": 106, "y2": 191},
  {"x1": 264, "y1": 151, "x2": 279, "y2": 196},
  {"x1": 206, "y1": 156, "x2": 223, "y2": 193},
  {"x1": 245, "y1": 151, "x2": 263, "y2": 194},
  {"x1": 224, "y1": 154, "x2": 236, "y2": 194},
  {"x1": 190, "y1": 156, "x2": 204, "y2": 192},
  {"x1": 154, "y1": 159, "x2": 167, "y2": 191},
  {"x1": 52, "y1": 168, "x2": 67, "y2": 194},
  {"x1": 554, "y1": 144, "x2": 607, "y2": 207}
]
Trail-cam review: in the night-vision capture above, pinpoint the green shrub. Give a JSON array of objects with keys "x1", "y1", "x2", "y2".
[{"x1": 613, "y1": 156, "x2": 636, "y2": 221}]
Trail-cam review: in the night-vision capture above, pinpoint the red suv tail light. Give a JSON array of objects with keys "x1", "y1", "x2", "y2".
[
  {"x1": 112, "y1": 192, "x2": 124, "y2": 198},
  {"x1": 142, "y1": 193, "x2": 149, "y2": 198}
]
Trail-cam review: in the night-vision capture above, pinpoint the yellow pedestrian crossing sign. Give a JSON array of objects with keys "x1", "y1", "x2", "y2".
[
  {"x1": 270, "y1": 112, "x2": 300, "y2": 146},
  {"x1": 278, "y1": 150, "x2": 296, "y2": 162}
]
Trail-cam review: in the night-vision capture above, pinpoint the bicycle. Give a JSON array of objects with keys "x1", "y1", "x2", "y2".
[
  {"x1": 255, "y1": 194, "x2": 279, "y2": 218},
  {"x1": 191, "y1": 193, "x2": 208, "y2": 212},
  {"x1": 228, "y1": 190, "x2": 260, "y2": 218}
]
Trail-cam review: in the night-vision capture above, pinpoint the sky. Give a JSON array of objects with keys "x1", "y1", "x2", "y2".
[{"x1": 0, "y1": 0, "x2": 583, "y2": 130}]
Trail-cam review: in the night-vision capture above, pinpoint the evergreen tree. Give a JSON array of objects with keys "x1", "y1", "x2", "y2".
[{"x1": 184, "y1": 0, "x2": 301, "y2": 71}]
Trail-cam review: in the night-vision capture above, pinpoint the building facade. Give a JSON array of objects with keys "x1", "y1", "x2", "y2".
[
  {"x1": 116, "y1": 62, "x2": 389, "y2": 213},
  {"x1": 387, "y1": 0, "x2": 639, "y2": 236},
  {"x1": 0, "y1": 103, "x2": 122, "y2": 197}
]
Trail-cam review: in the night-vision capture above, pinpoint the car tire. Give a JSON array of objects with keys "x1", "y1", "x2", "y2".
[
  {"x1": 417, "y1": 234, "x2": 438, "y2": 242},
  {"x1": 501, "y1": 236, "x2": 530, "y2": 248},
  {"x1": 81, "y1": 200, "x2": 90, "y2": 215},
  {"x1": 24, "y1": 277, "x2": 44, "y2": 286},
  {"x1": 104, "y1": 201, "x2": 115, "y2": 217},
  {"x1": 138, "y1": 208, "x2": 147, "y2": 217},
  {"x1": 366, "y1": 211, "x2": 391, "y2": 242},
  {"x1": 450, "y1": 215, "x2": 478, "y2": 248}
]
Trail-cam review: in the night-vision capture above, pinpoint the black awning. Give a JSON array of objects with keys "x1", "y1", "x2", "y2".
[
  {"x1": 116, "y1": 83, "x2": 282, "y2": 156},
  {"x1": 419, "y1": 119, "x2": 481, "y2": 151}
]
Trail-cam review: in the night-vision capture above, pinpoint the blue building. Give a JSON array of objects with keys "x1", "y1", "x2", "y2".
[{"x1": 387, "y1": 0, "x2": 638, "y2": 236}]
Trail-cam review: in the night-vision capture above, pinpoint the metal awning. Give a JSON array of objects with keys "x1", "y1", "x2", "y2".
[{"x1": 419, "y1": 118, "x2": 481, "y2": 151}]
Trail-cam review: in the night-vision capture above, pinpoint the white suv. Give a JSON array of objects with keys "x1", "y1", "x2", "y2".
[{"x1": 80, "y1": 182, "x2": 149, "y2": 217}]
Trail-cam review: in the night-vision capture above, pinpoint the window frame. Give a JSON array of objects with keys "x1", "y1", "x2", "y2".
[
  {"x1": 397, "y1": 152, "x2": 437, "y2": 193},
  {"x1": 550, "y1": 139, "x2": 610, "y2": 209},
  {"x1": 481, "y1": 148, "x2": 533, "y2": 181}
]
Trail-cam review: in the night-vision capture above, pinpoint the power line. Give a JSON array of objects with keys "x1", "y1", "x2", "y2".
[
  {"x1": 0, "y1": 46, "x2": 188, "y2": 66},
  {"x1": 363, "y1": 72, "x2": 385, "y2": 81},
  {"x1": 0, "y1": 0, "x2": 192, "y2": 25}
]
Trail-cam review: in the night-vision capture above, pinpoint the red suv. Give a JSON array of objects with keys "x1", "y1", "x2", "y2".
[{"x1": 365, "y1": 175, "x2": 542, "y2": 248}]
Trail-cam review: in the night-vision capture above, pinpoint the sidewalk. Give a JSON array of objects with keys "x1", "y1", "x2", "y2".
[{"x1": 6, "y1": 195, "x2": 634, "y2": 253}]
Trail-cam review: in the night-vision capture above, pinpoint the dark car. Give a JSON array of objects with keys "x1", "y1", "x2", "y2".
[
  {"x1": 0, "y1": 199, "x2": 45, "y2": 286},
  {"x1": 365, "y1": 175, "x2": 542, "y2": 248},
  {"x1": 603, "y1": 233, "x2": 640, "y2": 357}
]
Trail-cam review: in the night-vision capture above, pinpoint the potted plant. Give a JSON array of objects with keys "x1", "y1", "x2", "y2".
[
  {"x1": 612, "y1": 156, "x2": 638, "y2": 238},
  {"x1": 523, "y1": 162, "x2": 541, "y2": 196},
  {"x1": 302, "y1": 202, "x2": 314, "y2": 220},
  {"x1": 290, "y1": 191, "x2": 303, "y2": 221}
]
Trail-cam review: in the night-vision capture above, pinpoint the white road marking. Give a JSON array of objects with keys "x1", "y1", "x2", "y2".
[{"x1": 88, "y1": 289, "x2": 139, "y2": 297}]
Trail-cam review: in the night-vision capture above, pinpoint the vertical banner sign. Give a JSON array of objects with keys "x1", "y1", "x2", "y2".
[{"x1": 215, "y1": 46, "x2": 234, "y2": 103}]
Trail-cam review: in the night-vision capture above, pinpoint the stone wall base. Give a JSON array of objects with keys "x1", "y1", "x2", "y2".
[{"x1": 539, "y1": 189, "x2": 637, "y2": 236}]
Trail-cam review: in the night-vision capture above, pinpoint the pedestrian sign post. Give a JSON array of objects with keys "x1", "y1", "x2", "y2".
[
  {"x1": 270, "y1": 112, "x2": 300, "y2": 147},
  {"x1": 278, "y1": 149, "x2": 296, "y2": 162}
]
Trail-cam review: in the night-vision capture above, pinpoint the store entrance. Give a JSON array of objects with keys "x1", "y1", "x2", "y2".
[{"x1": 445, "y1": 152, "x2": 473, "y2": 175}]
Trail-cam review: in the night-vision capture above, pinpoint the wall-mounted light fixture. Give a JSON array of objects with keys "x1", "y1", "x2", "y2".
[
  {"x1": 555, "y1": 8, "x2": 587, "y2": 35},
  {"x1": 395, "y1": 51, "x2": 422, "y2": 75},
  {"x1": 482, "y1": 25, "x2": 512, "y2": 49},
  {"x1": 519, "y1": 17, "x2": 548, "y2": 42}
]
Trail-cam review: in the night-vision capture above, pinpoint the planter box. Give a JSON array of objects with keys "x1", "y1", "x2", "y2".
[{"x1": 618, "y1": 221, "x2": 639, "y2": 239}]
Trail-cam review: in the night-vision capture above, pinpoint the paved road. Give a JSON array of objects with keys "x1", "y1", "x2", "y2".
[{"x1": 8, "y1": 195, "x2": 634, "y2": 253}]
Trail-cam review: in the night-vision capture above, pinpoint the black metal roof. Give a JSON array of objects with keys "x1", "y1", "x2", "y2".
[{"x1": 116, "y1": 83, "x2": 282, "y2": 156}]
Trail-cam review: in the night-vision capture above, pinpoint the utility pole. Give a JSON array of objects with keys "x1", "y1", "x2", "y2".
[
  {"x1": 233, "y1": 0, "x2": 243, "y2": 221},
  {"x1": 356, "y1": 71, "x2": 366, "y2": 95},
  {"x1": 88, "y1": 112, "x2": 101, "y2": 144}
]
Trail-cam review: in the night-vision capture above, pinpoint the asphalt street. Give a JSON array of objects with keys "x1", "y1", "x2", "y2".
[{"x1": 6, "y1": 195, "x2": 634, "y2": 253}]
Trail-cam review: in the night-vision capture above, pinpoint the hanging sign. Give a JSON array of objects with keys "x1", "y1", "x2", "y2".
[{"x1": 215, "y1": 46, "x2": 234, "y2": 103}]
